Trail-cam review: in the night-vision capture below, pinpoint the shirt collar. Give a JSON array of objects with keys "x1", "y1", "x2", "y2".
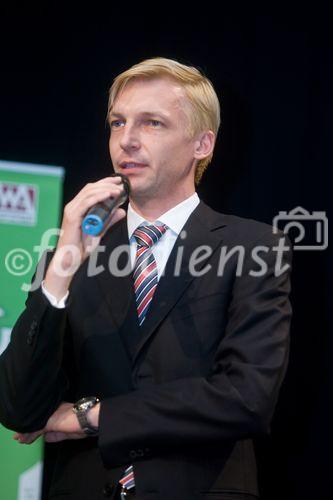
[{"x1": 127, "y1": 192, "x2": 200, "y2": 239}]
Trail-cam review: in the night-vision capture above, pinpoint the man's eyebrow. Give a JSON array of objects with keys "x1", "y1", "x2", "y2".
[
  {"x1": 109, "y1": 110, "x2": 169, "y2": 120},
  {"x1": 108, "y1": 111, "x2": 123, "y2": 118}
]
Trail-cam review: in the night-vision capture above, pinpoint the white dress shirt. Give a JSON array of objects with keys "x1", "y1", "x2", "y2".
[{"x1": 42, "y1": 192, "x2": 200, "y2": 308}]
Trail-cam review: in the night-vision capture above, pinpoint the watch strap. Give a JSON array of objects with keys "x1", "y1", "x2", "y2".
[{"x1": 76, "y1": 411, "x2": 98, "y2": 436}]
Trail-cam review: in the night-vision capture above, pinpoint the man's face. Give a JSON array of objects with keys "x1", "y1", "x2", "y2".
[{"x1": 109, "y1": 77, "x2": 198, "y2": 202}]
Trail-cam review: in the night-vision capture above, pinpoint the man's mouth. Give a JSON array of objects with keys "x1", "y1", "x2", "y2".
[{"x1": 119, "y1": 162, "x2": 147, "y2": 170}]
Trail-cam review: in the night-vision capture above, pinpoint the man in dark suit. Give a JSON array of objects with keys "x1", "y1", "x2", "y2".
[{"x1": 0, "y1": 58, "x2": 292, "y2": 500}]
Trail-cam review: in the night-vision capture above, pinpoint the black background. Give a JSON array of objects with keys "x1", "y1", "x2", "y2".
[{"x1": 1, "y1": 5, "x2": 331, "y2": 500}]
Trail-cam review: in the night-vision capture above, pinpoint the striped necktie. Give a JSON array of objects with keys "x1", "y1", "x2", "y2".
[
  {"x1": 119, "y1": 224, "x2": 167, "y2": 494},
  {"x1": 132, "y1": 224, "x2": 167, "y2": 326},
  {"x1": 119, "y1": 465, "x2": 135, "y2": 492}
]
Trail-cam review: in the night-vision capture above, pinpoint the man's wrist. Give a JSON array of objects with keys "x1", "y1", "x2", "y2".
[
  {"x1": 44, "y1": 258, "x2": 74, "y2": 301},
  {"x1": 41, "y1": 280, "x2": 69, "y2": 308}
]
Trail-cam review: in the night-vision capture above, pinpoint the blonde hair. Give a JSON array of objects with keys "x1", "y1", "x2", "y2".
[{"x1": 108, "y1": 57, "x2": 221, "y2": 184}]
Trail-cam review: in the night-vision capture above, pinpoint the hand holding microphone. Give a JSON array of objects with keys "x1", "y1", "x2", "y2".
[
  {"x1": 82, "y1": 173, "x2": 130, "y2": 236},
  {"x1": 44, "y1": 174, "x2": 129, "y2": 300}
]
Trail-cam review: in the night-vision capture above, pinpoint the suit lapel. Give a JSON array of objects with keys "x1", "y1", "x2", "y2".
[{"x1": 132, "y1": 201, "x2": 227, "y2": 364}]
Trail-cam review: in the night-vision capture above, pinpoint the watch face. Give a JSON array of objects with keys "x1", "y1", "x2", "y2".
[{"x1": 74, "y1": 396, "x2": 99, "y2": 412}]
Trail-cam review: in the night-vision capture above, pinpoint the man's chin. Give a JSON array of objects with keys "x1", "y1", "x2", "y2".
[
  {"x1": 126, "y1": 176, "x2": 152, "y2": 197},
  {"x1": 130, "y1": 186, "x2": 151, "y2": 200}
]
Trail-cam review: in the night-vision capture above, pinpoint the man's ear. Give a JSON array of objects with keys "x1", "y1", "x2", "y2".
[{"x1": 193, "y1": 130, "x2": 216, "y2": 160}]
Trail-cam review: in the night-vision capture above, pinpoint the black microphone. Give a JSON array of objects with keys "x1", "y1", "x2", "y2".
[{"x1": 81, "y1": 173, "x2": 130, "y2": 236}]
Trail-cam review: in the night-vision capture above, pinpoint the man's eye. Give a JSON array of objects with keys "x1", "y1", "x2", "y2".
[
  {"x1": 146, "y1": 120, "x2": 162, "y2": 127},
  {"x1": 110, "y1": 120, "x2": 124, "y2": 128}
]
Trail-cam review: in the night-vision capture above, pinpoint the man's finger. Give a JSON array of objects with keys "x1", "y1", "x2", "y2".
[
  {"x1": 13, "y1": 430, "x2": 43, "y2": 444},
  {"x1": 44, "y1": 431, "x2": 86, "y2": 442},
  {"x1": 44, "y1": 431, "x2": 67, "y2": 442},
  {"x1": 101, "y1": 207, "x2": 127, "y2": 237}
]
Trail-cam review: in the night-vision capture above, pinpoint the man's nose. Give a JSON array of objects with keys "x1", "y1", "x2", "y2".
[{"x1": 119, "y1": 124, "x2": 140, "y2": 151}]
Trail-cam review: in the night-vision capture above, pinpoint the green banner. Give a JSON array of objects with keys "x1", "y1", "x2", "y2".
[{"x1": 0, "y1": 160, "x2": 64, "y2": 500}]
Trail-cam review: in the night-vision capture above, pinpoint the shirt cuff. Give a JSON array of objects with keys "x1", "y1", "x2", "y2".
[{"x1": 41, "y1": 280, "x2": 69, "y2": 309}]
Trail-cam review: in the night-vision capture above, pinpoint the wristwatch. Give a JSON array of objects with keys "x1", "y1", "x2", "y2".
[{"x1": 73, "y1": 396, "x2": 100, "y2": 436}]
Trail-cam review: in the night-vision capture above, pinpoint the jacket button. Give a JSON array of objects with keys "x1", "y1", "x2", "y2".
[
  {"x1": 137, "y1": 448, "x2": 144, "y2": 457},
  {"x1": 129, "y1": 450, "x2": 137, "y2": 459},
  {"x1": 102, "y1": 482, "x2": 114, "y2": 497}
]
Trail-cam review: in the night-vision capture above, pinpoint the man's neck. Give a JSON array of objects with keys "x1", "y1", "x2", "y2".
[{"x1": 129, "y1": 191, "x2": 196, "y2": 221}]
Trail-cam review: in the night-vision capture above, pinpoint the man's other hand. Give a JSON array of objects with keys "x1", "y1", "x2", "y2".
[{"x1": 13, "y1": 401, "x2": 91, "y2": 444}]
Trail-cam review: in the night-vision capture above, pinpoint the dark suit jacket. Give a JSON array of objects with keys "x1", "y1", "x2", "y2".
[{"x1": 0, "y1": 202, "x2": 292, "y2": 500}]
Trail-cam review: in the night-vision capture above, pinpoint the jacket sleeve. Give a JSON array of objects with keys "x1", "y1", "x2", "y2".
[
  {"x1": 98, "y1": 231, "x2": 293, "y2": 467},
  {"x1": 0, "y1": 251, "x2": 72, "y2": 432}
]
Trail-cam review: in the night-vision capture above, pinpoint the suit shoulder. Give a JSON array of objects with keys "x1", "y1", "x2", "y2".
[
  {"x1": 200, "y1": 203, "x2": 283, "y2": 245},
  {"x1": 222, "y1": 213, "x2": 273, "y2": 236}
]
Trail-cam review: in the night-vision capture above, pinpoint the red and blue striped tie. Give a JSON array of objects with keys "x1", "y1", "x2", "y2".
[
  {"x1": 132, "y1": 224, "x2": 167, "y2": 326},
  {"x1": 119, "y1": 465, "x2": 135, "y2": 492},
  {"x1": 119, "y1": 224, "x2": 167, "y2": 494}
]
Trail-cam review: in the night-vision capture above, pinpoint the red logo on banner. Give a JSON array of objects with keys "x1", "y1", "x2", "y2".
[{"x1": 0, "y1": 182, "x2": 38, "y2": 225}]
